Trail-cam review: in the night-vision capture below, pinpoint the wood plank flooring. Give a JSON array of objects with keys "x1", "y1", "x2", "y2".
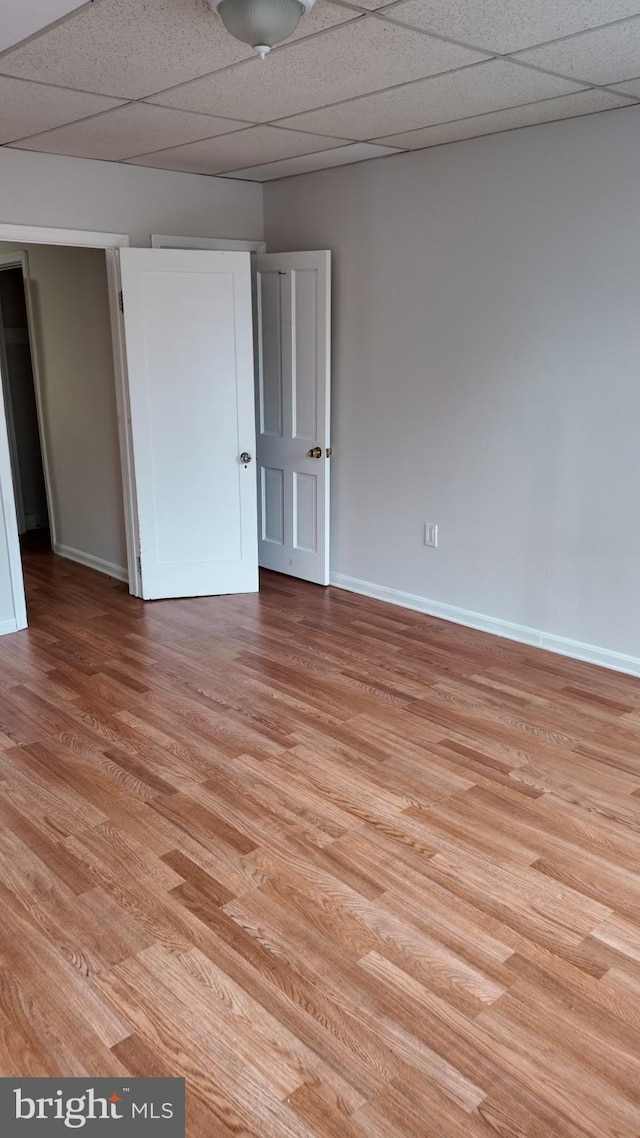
[{"x1": 1, "y1": 550, "x2": 640, "y2": 1136}]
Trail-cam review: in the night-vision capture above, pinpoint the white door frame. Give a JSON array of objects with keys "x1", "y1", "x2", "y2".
[
  {"x1": 151, "y1": 234, "x2": 266, "y2": 253},
  {"x1": 0, "y1": 223, "x2": 140, "y2": 633}
]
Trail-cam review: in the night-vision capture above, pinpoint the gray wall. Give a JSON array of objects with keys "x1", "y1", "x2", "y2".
[
  {"x1": 0, "y1": 242, "x2": 128, "y2": 573},
  {"x1": 0, "y1": 146, "x2": 262, "y2": 246},
  {"x1": 28, "y1": 244, "x2": 127, "y2": 571},
  {"x1": 264, "y1": 104, "x2": 640, "y2": 661}
]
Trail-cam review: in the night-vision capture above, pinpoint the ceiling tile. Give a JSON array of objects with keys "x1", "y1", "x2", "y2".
[
  {"x1": 275, "y1": 0, "x2": 358, "y2": 40},
  {"x1": 348, "y1": 0, "x2": 400, "y2": 8},
  {"x1": 375, "y1": 88, "x2": 632, "y2": 148},
  {"x1": 0, "y1": 76, "x2": 123, "y2": 145},
  {"x1": 514, "y1": 17, "x2": 640, "y2": 86},
  {"x1": 278, "y1": 58, "x2": 585, "y2": 140},
  {"x1": 149, "y1": 17, "x2": 487, "y2": 123},
  {"x1": 381, "y1": 0, "x2": 640, "y2": 55},
  {"x1": 10, "y1": 102, "x2": 247, "y2": 161},
  {"x1": 0, "y1": 0, "x2": 87, "y2": 52},
  {"x1": 610, "y1": 75, "x2": 640, "y2": 96},
  {"x1": 125, "y1": 125, "x2": 349, "y2": 175},
  {"x1": 220, "y1": 141, "x2": 403, "y2": 180},
  {"x1": 0, "y1": 0, "x2": 252, "y2": 99}
]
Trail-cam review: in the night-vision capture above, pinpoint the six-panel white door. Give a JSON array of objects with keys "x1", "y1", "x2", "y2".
[
  {"x1": 255, "y1": 251, "x2": 331, "y2": 585},
  {"x1": 119, "y1": 248, "x2": 258, "y2": 600}
]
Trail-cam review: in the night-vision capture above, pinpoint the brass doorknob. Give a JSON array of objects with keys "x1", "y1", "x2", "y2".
[{"x1": 308, "y1": 446, "x2": 322, "y2": 459}]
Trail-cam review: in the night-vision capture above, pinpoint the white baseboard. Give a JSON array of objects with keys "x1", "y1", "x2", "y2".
[
  {"x1": 54, "y1": 543, "x2": 128, "y2": 583},
  {"x1": 330, "y1": 571, "x2": 640, "y2": 679},
  {"x1": 0, "y1": 617, "x2": 21, "y2": 637}
]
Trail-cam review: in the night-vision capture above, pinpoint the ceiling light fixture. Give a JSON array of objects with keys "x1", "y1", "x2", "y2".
[{"x1": 209, "y1": 0, "x2": 315, "y2": 59}]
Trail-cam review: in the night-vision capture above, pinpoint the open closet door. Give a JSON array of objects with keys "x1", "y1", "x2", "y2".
[
  {"x1": 119, "y1": 248, "x2": 258, "y2": 600},
  {"x1": 255, "y1": 251, "x2": 331, "y2": 585}
]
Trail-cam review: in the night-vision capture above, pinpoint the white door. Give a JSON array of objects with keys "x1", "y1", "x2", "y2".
[
  {"x1": 119, "y1": 248, "x2": 258, "y2": 600},
  {"x1": 255, "y1": 251, "x2": 331, "y2": 585}
]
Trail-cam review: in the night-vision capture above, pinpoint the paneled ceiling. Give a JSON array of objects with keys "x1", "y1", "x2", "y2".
[{"x1": 1, "y1": 0, "x2": 639, "y2": 181}]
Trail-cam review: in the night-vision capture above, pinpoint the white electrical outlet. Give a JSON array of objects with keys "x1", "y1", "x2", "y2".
[{"x1": 424, "y1": 523, "x2": 438, "y2": 548}]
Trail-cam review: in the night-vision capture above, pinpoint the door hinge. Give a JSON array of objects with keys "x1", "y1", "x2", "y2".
[
  {"x1": 118, "y1": 290, "x2": 124, "y2": 313},
  {"x1": 136, "y1": 554, "x2": 141, "y2": 575}
]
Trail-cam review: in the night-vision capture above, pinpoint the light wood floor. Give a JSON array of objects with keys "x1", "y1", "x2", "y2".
[{"x1": 1, "y1": 551, "x2": 640, "y2": 1137}]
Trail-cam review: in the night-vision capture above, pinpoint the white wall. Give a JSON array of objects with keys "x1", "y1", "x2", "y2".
[
  {"x1": 0, "y1": 147, "x2": 262, "y2": 246},
  {"x1": 264, "y1": 104, "x2": 640, "y2": 668}
]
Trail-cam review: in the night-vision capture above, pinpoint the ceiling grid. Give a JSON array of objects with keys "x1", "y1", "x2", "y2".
[{"x1": 0, "y1": 0, "x2": 639, "y2": 179}]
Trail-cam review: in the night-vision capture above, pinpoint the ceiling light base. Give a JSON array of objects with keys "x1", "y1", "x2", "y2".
[{"x1": 209, "y1": 0, "x2": 316, "y2": 55}]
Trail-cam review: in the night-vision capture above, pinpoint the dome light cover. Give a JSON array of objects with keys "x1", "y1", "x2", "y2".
[{"x1": 209, "y1": 0, "x2": 316, "y2": 58}]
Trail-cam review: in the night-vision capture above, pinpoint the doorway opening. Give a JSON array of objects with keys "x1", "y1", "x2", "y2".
[
  {"x1": 0, "y1": 235, "x2": 132, "y2": 630},
  {"x1": 0, "y1": 261, "x2": 51, "y2": 557},
  {"x1": 0, "y1": 225, "x2": 330, "y2": 637}
]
